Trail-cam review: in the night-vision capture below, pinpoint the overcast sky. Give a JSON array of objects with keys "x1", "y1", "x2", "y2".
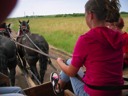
[{"x1": 9, "y1": 0, "x2": 128, "y2": 18}]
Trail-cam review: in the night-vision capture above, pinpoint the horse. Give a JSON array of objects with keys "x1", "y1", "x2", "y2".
[
  {"x1": 17, "y1": 20, "x2": 30, "y2": 37},
  {"x1": 0, "y1": 22, "x2": 12, "y2": 38},
  {"x1": 16, "y1": 20, "x2": 52, "y2": 83},
  {"x1": 0, "y1": 24, "x2": 17, "y2": 86}
]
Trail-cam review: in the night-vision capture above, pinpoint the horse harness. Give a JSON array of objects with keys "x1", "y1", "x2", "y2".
[
  {"x1": 0, "y1": 28, "x2": 6, "y2": 36},
  {"x1": 20, "y1": 36, "x2": 38, "y2": 60}
]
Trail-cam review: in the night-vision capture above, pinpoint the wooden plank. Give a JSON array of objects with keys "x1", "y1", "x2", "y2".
[
  {"x1": 25, "y1": 74, "x2": 36, "y2": 87},
  {"x1": 23, "y1": 81, "x2": 73, "y2": 96},
  {"x1": 17, "y1": 64, "x2": 36, "y2": 88},
  {"x1": 24, "y1": 82, "x2": 55, "y2": 96}
]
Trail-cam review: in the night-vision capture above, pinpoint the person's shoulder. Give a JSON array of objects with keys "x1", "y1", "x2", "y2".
[
  {"x1": 123, "y1": 32, "x2": 128, "y2": 37},
  {"x1": 123, "y1": 32, "x2": 128, "y2": 35},
  {"x1": 80, "y1": 30, "x2": 92, "y2": 38},
  {"x1": 82, "y1": 29, "x2": 95, "y2": 36},
  {"x1": 78, "y1": 30, "x2": 95, "y2": 43}
]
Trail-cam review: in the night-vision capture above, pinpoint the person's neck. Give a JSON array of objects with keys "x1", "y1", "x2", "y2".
[
  {"x1": 91, "y1": 21, "x2": 105, "y2": 29},
  {"x1": 116, "y1": 28, "x2": 124, "y2": 33}
]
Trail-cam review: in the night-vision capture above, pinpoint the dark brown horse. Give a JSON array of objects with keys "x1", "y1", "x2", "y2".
[
  {"x1": 0, "y1": 23, "x2": 17, "y2": 86},
  {"x1": 16, "y1": 20, "x2": 52, "y2": 83},
  {"x1": 0, "y1": 22, "x2": 11, "y2": 38}
]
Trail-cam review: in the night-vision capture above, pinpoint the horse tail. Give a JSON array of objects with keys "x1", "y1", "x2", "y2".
[
  {"x1": 37, "y1": 42, "x2": 49, "y2": 83},
  {"x1": 38, "y1": 43, "x2": 48, "y2": 69}
]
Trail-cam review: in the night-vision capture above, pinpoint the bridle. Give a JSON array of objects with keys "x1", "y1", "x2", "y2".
[
  {"x1": 0, "y1": 28, "x2": 6, "y2": 36},
  {"x1": 20, "y1": 25, "x2": 29, "y2": 32},
  {"x1": 0, "y1": 23, "x2": 11, "y2": 37},
  {"x1": 18, "y1": 20, "x2": 29, "y2": 34}
]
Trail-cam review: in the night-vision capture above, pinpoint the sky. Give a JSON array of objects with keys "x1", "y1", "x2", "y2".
[{"x1": 9, "y1": 0, "x2": 128, "y2": 18}]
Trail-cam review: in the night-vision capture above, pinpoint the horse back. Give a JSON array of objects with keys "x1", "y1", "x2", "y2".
[
  {"x1": 0, "y1": 36, "x2": 16, "y2": 58},
  {"x1": 23, "y1": 33, "x2": 49, "y2": 54}
]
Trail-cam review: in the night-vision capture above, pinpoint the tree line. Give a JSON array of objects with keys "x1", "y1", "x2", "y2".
[{"x1": 13, "y1": 12, "x2": 128, "y2": 18}]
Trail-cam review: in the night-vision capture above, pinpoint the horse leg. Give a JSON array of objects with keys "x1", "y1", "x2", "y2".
[
  {"x1": 0, "y1": 64, "x2": 8, "y2": 76},
  {"x1": 18, "y1": 55, "x2": 27, "y2": 73},
  {"x1": 39, "y1": 55, "x2": 48, "y2": 83},
  {"x1": 17, "y1": 46, "x2": 27, "y2": 70},
  {"x1": 8, "y1": 56, "x2": 17, "y2": 86},
  {"x1": 27, "y1": 59, "x2": 40, "y2": 82},
  {"x1": 0, "y1": 57, "x2": 8, "y2": 76},
  {"x1": 8, "y1": 59, "x2": 17, "y2": 86},
  {"x1": 0, "y1": 56, "x2": 9, "y2": 86},
  {"x1": 8, "y1": 67, "x2": 16, "y2": 86}
]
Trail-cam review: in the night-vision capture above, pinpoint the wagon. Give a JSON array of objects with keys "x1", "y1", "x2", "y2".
[
  {"x1": 23, "y1": 81, "x2": 75, "y2": 96},
  {"x1": 0, "y1": 72, "x2": 75, "y2": 96},
  {"x1": 1, "y1": 71, "x2": 128, "y2": 96},
  {"x1": 23, "y1": 78, "x2": 128, "y2": 96},
  {"x1": 23, "y1": 80, "x2": 128, "y2": 96}
]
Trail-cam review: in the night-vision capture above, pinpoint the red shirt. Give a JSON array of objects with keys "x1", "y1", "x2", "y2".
[
  {"x1": 122, "y1": 32, "x2": 128, "y2": 53},
  {"x1": 71, "y1": 27, "x2": 124, "y2": 96},
  {"x1": 122, "y1": 32, "x2": 128, "y2": 66}
]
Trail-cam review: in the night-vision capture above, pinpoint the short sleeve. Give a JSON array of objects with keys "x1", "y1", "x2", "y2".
[{"x1": 71, "y1": 35, "x2": 88, "y2": 68}]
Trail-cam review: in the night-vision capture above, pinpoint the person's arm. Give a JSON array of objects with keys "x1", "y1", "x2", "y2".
[
  {"x1": 57, "y1": 35, "x2": 88, "y2": 77},
  {"x1": 57, "y1": 58, "x2": 79, "y2": 77}
]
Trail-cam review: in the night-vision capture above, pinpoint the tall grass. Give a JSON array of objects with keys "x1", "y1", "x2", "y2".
[
  {"x1": 6, "y1": 15, "x2": 128, "y2": 53},
  {"x1": 7, "y1": 17, "x2": 89, "y2": 53}
]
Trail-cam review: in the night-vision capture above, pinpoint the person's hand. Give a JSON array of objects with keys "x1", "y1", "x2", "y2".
[{"x1": 57, "y1": 57, "x2": 64, "y2": 65}]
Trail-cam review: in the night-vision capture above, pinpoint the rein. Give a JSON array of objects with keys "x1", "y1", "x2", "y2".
[
  {"x1": 14, "y1": 40, "x2": 57, "y2": 60},
  {"x1": 8, "y1": 29, "x2": 58, "y2": 71},
  {"x1": 7, "y1": 25, "x2": 128, "y2": 90},
  {"x1": 21, "y1": 29, "x2": 58, "y2": 61},
  {"x1": 15, "y1": 35, "x2": 128, "y2": 90}
]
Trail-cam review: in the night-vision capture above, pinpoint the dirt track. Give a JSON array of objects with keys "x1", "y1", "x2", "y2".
[{"x1": 15, "y1": 45, "x2": 72, "y2": 89}]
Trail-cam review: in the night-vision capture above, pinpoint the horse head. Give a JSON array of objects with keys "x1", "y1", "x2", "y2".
[
  {"x1": 0, "y1": 22, "x2": 11, "y2": 38},
  {"x1": 18, "y1": 20, "x2": 30, "y2": 36}
]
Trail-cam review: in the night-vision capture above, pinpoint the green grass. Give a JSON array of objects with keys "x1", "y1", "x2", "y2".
[
  {"x1": 6, "y1": 15, "x2": 128, "y2": 53},
  {"x1": 7, "y1": 17, "x2": 88, "y2": 53},
  {"x1": 121, "y1": 14, "x2": 128, "y2": 17}
]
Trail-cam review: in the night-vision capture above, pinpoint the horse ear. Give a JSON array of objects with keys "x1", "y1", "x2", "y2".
[
  {"x1": 27, "y1": 20, "x2": 29, "y2": 23},
  {"x1": 19, "y1": 20, "x2": 21, "y2": 24},
  {"x1": 8, "y1": 23, "x2": 11, "y2": 27}
]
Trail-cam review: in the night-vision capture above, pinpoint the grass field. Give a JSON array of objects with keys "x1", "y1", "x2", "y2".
[{"x1": 6, "y1": 15, "x2": 128, "y2": 54}]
